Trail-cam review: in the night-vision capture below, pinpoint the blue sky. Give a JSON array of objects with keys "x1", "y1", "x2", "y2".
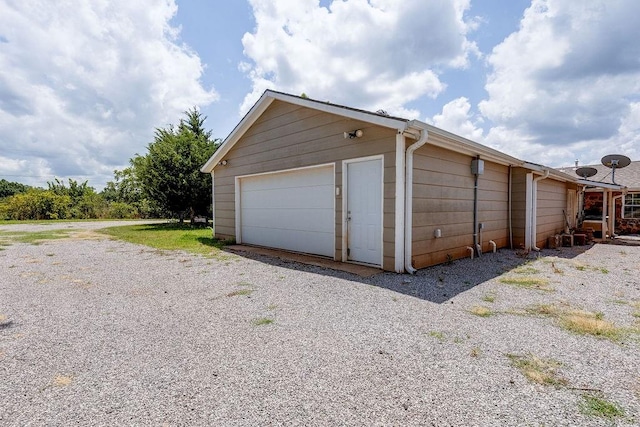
[{"x1": 1, "y1": 0, "x2": 639, "y2": 189}]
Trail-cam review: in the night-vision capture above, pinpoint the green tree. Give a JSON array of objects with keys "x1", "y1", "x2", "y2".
[
  {"x1": 102, "y1": 167, "x2": 163, "y2": 218},
  {"x1": 132, "y1": 108, "x2": 220, "y2": 222},
  {"x1": 0, "y1": 179, "x2": 31, "y2": 198},
  {"x1": 47, "y1": 178, "x2": 105, "y2": 218}
]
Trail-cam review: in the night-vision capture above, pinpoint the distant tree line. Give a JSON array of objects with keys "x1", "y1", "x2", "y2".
[{"x1": 0, "y1": 108, "x2": 219, "y2": 221}]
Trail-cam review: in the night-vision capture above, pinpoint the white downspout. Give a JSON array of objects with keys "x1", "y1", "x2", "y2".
[
  {"x1": 404, "y1": 123, "x2": 429, "y2": 274},
  {"x1": 394, "y1": 133, "x2": 406, "y2": 273},
  {"x1": 531, "y1": 170, "x2": 550, "y2": 251},
  {"x1": 210, "y1": 172, "x2": 215, "y2": 237},
  {"x1": 602, "y1": 189, "x2": 609, "y2": 238}
]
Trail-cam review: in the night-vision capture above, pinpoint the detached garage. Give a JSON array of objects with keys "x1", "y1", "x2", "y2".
[{"x1": 201, "y1": 90, "x2": 580, "y2": 272}]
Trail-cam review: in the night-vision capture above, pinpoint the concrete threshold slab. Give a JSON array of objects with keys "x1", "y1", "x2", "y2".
[{"x1": 226, "y1": 245, "x2": 382, "y2": 278}]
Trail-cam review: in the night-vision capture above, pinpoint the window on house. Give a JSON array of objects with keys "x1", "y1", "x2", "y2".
[{"x1": 624, "y1": 193, "x2": 640, "y2": 219}]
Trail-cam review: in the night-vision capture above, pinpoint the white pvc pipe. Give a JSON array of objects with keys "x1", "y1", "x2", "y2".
[
  {"x1": 489, "y1": 240, "x2": 497, "y2": 253},
  {"x1": 467, "y1": 247, "x2": 474, "y2": 259}
]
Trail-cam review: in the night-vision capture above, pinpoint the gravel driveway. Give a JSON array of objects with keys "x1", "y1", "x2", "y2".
[{"x1": 1, "y1": 221, "x2": 639, "y2": 426}]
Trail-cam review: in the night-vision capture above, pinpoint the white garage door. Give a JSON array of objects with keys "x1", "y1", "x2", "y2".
[{"x1": 238, "y1": 165, "x2": 335, "y2": 257}]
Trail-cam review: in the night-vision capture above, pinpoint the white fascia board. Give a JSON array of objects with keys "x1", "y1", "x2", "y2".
[
  {"x1": 414, "y1": 121, "x2": 523, "y2": 166},
  {"x1": 200, "y1": 94, "x2": 276, "y2": 173},
  {"x1": 521, "y1": 162, "x2": 578, "y2": 182},
  {"x1": 577, "y1": 179, "x2": 624, "y2": 190}
]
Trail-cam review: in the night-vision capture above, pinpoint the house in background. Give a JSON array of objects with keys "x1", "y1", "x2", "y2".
[
  {"x1": 558, "y1": 162, "x2": 638, "y2": 237},
  {"x1": 202, "y1": 90, "x2": 585, "y2": 272}
]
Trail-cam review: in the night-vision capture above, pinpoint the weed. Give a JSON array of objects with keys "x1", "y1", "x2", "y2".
[
  {"x1": 600, "y1": 268, "x2": 609, "y2": 274},
  {"x1": 226, "y1": 289, "x2": 254, "y2": 297},
  {"x1": 445, "y1": 254, "x2": 453, "y2": 265},
  {"x1": 575, "y1": 264, "x2": 586, "y2": 271},
  {"x1": 519, "y1": 304, "x2": 629, "y2": 341},
  {"x1": 428, "y1": 331, "x2": 445, "y2": 341},
  {"x1": 507, "y1": 353, "x2": 567, "y2": 386},
  {"x1": 252, "y1": 317, "x2": 274, "y2": 326},
  {"x1": 579, "y1": 394, "x2": 625, "y2": 419},
  {"x1": 470, "y1": 305, "x2": 494, "y2": 317},
  {"x1": 525, "y1": 304, "x2": 562, "y2": 317},
  {"x1": 513, "y1": 265, "x2": 540, "y2": 275},
  {"x1": 551, "y1": 262, "x2": 563, "y2": 274},
  {"x1": 267, "y1": 304, "x2": 278, "y2": 311},
  {"x1": 470, "y1": 347, "x2": 481, "y2": 357},
  {"x1": 560, "y1": 311, "x2": 622, "y2": 340},
  {"x1": 499, "y1": 276, "x2": 554, "y2": 292},
  {"x1": 482, "y1": 294, "x2": 496, "y2": 303},
  {"x1": 611, "y1": 299, "x2": 629, "y2": 305}
]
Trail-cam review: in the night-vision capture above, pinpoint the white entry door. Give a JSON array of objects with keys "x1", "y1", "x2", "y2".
[{"x1": 346, "y1": 158, "x2": 383, "y2": 266}]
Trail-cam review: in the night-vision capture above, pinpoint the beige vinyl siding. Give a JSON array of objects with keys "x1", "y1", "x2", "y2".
[
  {"x1": 510, "y1": 167, "x2": 528, "y2": 249},
  {"x1": 536, "y1": 178, "x2": 567, "y2": 247},
  {"x1": 411, "y1": 143, "x2": 509, "y2": 269},
  {"x1": 212, "y1": 100, "x2": 398, "y2": 271}
]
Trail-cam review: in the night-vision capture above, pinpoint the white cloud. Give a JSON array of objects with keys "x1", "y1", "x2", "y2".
[
  {"x1": 240, "y1": 0, "x2": 478, "y2": 115},
  {"x1": 479, "y1": 0, "x2": 640, "y2": 166},
  {"x1": 0, "y1": 0, "x2": 216, "y2": 188},
  {"x1": 430, "y1": 97, "x2": 484, "y2": 141}
]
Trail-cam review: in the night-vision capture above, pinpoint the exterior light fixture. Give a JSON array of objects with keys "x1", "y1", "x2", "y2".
[
  {"x1": 344, "y1": 129, "x2": 364, "y2": 139},
  {"x1": 218, "y1": 160, "x2": 228, "y2": 166}
]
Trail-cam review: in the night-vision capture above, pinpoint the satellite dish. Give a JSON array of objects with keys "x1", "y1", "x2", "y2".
[
  {"x1": 575, "y1": 167, "x2": 597, "y2": 179},
  {"x1": 601, "y1": 154, "x2": 630, "y2": 184}
]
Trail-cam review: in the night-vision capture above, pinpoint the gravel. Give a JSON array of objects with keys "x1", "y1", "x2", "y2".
[{"x1": 1, "y1": 221, "x2": 639, "y2": 426}]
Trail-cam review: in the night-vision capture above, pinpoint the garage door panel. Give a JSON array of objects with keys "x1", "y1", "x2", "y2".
[
  {"x1": 242, "y1": 185, "x2": 333, "y2": 210},
  {"x1": 241, "y1": 227, "x2": 334, "y2": 257},
  {"x1": 239, "y1": 166, "x2": 334, "y2": 258},
  {"x1": 242, "y1": 207, "x2": 333, "y2": 231}
]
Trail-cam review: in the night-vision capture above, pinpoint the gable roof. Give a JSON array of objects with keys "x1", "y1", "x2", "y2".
[
  {"x1": 201, "y1": 90, "x2": 411, "y2": 173},
  {"x1": 557, "y1": 161, "x2": 640, "y2": 189}
]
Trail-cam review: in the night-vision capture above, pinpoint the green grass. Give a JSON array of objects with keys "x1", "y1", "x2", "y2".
[
  {"x1": 428, "y1": 331, "x2": 445, "y2": 341},
  {"x1": 252, "y1": 317, "x2": 274, "y2": 326},
  {"x1": 513, "y1": 265, "x2": 540, "y2": 275},
  {"x1": 482, "y1": 294, "x2": 496, "y2": 303},
  {"x1": 98, "y1": 223, "x2": 231, "y2": 258},
  {"x1": 499, "y1": 276, "x2": 554, "y2": 292},
  {"x1": 469, "y1": 305, "x2": 494, "y2": 317},
  {"x1": 579, "y1": 394, "x2": 625, "y2": 419},
  {"x1": 0, "y1": 229, "x2": 74, "y2": 245}
]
